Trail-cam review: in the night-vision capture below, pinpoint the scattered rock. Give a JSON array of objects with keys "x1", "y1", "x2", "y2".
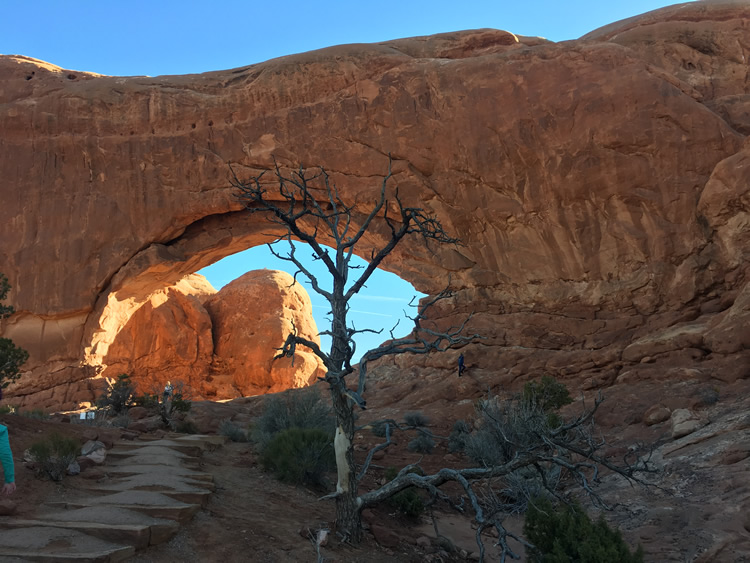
[
  {"x1": 80, "y1": 440, "x2": 106, "y2": 456},
  {"x1": 127, "y1": 406, "x2": 149, "y2": 420},
  {"x1": 643, "y1": 404, "x2": 671, "y2": 426},
  {"x1": 670, "y1": 408, "x2": 704, "y2": 439}
]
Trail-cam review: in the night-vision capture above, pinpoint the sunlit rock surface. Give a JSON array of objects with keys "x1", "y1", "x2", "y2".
[{"x1": 204, "y1": 270, "x2": 324, "y2": 396}]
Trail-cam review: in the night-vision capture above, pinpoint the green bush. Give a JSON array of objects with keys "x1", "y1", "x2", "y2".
[
  {"x1": 251, "y1": 387, "x2": 333, "y2": 449},
  {"x1": 448, "y1": 419, "x2": 471, "y2": 453},
  {"x1": 384, "y1": 466, "x2": 425, "y2": 518},
  {"x1": 131, "y1": 392, "x2": 160, "y2": 411},
  {"x1": 174, "y1": 420, "x2": 198, "y2": 434},
  {"x1": 259, "y1": 427, "x2": 334, "y2": 488},
  {"x1": 404, "y1": 411, "x2": 429, "y2": 427},
  {"x1": 522, "y1": 375, "x2": 572, "y2": 413},
  {"x1": 0, "y1": 274, "x2": 29, "y2": 388},
  {"x1": 0, "y1": 338, "x2": 28, "y2": 387},
  {"x1": 96, "y1": 374, "x2": 135, "y2": 415},
  {"x1": 370, "y1": 420, "x2": 389, "y2": 437},
  {"x1": 408, "y1": 433, "x2": 435, "y2": 454},
  {"x1": 524, "y1": 497, "x2": 644, "y2": 562},
  {"x1": 219, "y1": 419, "x2": 247, "y2": 442},
  {"x1": 29, "y1": 433, "x2": 80, "y2": 481}
]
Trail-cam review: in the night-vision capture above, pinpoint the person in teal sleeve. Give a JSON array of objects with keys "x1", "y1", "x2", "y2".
[{"x1": 0, "y1": 424, "x2": 15, "y2": 495}]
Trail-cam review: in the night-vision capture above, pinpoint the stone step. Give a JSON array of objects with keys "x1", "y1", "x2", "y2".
[
  {"x1": 0, "y1": 526, "x2": 135, "y2": 562},
  {"x1": 47, "y1": 491, "x2": 201, "y2": 524},
  {"x1": 79, "y1": 486, "x2": 211, "y2": 507},
  {"x1": 171, "y1": 434, "x2": 228, "y2": 450},
  {"x1": 106, "y1": 452, "x2": 201, "y2": 469},
  {"x1": 34, "y1": 506, "x2": 178, "y2": 546},
  {"x1": 106, "y1": 464, "x2": 214, "y2": 484},
  {"x1": 108, "y1": 443, "x2": 203, "y2": 459}
]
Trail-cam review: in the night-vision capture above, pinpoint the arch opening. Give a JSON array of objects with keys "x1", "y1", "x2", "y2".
[{"x1": 82, "y1": 211, "x2": 434, "y2": 402}]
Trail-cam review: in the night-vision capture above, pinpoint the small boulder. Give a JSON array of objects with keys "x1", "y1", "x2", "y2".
[
  {"x1": 80, "y1": 440, "x2": 107, "y2": 465},
  {"x1": 670, "y1": 408, "x2": 704, "y2": 439},
  {"x1": 127, "y1": 406, "x2": 149, "y2": 420},
  {"x1": 80, "y1": 440, "x2": 106, "y2": 456},
  {"x1": 643, "y1": 404, "x2": 671, "y2": 426}
]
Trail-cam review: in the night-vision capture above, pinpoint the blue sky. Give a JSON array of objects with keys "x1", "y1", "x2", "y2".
[{"x1": 1, "y1": 0, "x2": 687, "y2": 360}]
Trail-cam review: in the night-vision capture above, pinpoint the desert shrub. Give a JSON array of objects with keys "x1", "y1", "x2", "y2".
[
  {"x1": 448, "y1": 419, "x2": 471, "y2": 453},
  {"x1": 0, "y1": 405, "x2": 16, "y2": 415},
  {"x1": 97, "y1": 374, "x2": 135, "y2": 415},
  {"x1": 370, "y1": 420, "x2": 389, "y2": 437},
  {"x1": 0, "y1": 274, "x2": 29, "y2": 388},
  {"x1": 174, "y1": 420, "x2": 198, "y2": 434},
  {"x1": 219, "y1": 419, "x2": 247, "y2": 442},
  {"x1": 29, "y1": 433, "x2": 80, "y2": 481},
  {"x1": 170, "y1": 391, "x2": 192, "y2": 415},
  {"x1": 251, "y1": 387, "x2": 333, "y2": 449},
  {"x1": 404, "y1": 411, "x2": 429, "y2": 427},
  {"x1": 131, "y1": 392, "x2": 160, "y2": 411},
  {"x1": 408, "y1": 433, "x2": 435, "y2": 454},
  {"x1": 110, "y1": 414, "x2": 130, "y2": 428},
  {"x1": 696, "y1": 386, "x2": 719, "y2": 406},
  {"x1": 384, "y1": 466, "x2": 425, "y2": 518},
  {"x1": 522, "y1": 375, "x2": 572, "y2": 413},
  {"x1": 524, "y1": 497, "x2": 644, "y2": 562},
  {"x1": 465, "y1": 396, "x2": 551, "y2": 467},
  {"x1": 490, "y1": 465, "x2": 561, "y2": 515},
  {"x1": 0, "y1": 338, "x2": 28, "y2": 388},
  {"x1": 259, "y1": 427, "x2": 334, "y2": 488},
  {"x1": 20, "y1": 408, "x2": 49, "y2": 420}
]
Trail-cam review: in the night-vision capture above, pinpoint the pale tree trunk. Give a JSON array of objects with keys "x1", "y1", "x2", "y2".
[{"x1": 330, "y1": 385, "x2": 362, "y2": 542}]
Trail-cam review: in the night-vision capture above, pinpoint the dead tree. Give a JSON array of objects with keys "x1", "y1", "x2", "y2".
[
  {"x1": 232, "y1": 157, "x2": 478, "y2": 540},
  {"x1": 232, "y1": 158, "x2": 653, "y2": 558}
]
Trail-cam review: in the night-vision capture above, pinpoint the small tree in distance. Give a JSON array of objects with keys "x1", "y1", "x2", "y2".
[
  {"x1": 0, "y1": 273, "x2": 29, "y2": 389},
  {"x1": 231, "y1": 158, "x2": 652, "y2": 559}
]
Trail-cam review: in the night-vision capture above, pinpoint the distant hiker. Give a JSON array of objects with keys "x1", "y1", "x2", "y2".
[
  {"x1": 163, "y1": 381, "x2": 173, "y2": 403},
  {"x1": 458, "y1": 353, "x2": 466, "y2": 377},
  {"x1": 0, "y1": 425, "x2": 16, "y2": 496}
]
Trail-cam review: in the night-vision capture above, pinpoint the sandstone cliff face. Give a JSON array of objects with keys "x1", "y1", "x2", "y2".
[
  {"x1": 93, "y1": 271, "x2": 323, "y2": 404},
  {"x1": 0, "y1": 1, "x2": 748, "y2": 409},
  {"x1": 101, "y1": 274, "x2": 215, "y2": 397},
  {"x1": 204, "y1": 270, "x2": 324, "y2": 396}
]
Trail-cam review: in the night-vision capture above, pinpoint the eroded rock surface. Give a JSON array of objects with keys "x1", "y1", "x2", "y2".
[
  {"x1": 204, "y1": 269, "x2": 324, "y2": 396},
  {"x1": 0, "y1": 2, "x2": 747, "y2": 413},
  {"x1": 100, "y1": 271, "x2": 323, "y2": 402}
]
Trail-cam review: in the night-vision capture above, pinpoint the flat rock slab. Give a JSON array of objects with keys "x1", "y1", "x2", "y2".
[
  {"x1": 171, "y1": 434, "x2": 228, "y2": 449},
  {"x1": 48, "y1": 491, "x2": 200, "y2": 524},
  {"x1": 108, "y1": 444, "x2": 199, "y2": 459},
  {"x1": 21, "y1": 506, "x2": 179, "y2": 546},
  {"x1": 0, "y1": 526, "x2": 135, "y2": 562},
  {"x1": 82, "y1": 471, "x2": 214, "y2": 492},
  {"x1": 105, "y1": 463, "x2": 214, "y2": 483},
  {"x1": 106, "y1": 453, "x2": 195, "y2": 468}
]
